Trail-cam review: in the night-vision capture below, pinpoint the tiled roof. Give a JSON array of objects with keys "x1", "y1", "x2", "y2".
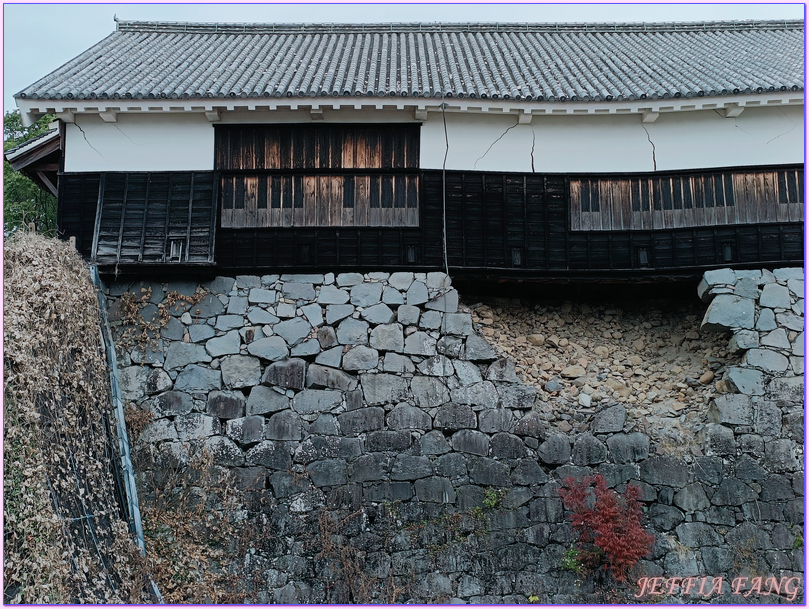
[
  {"x1": 4, "y1": 128, "x2": 59, "y2": 158},
  {"x1": 16, "y1": 20, "x2": 804, "y2": 103}
]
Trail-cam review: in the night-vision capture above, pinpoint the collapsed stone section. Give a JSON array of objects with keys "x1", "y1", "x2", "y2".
[{"x1": 109, "y1": 269, "x2": 804, "y2": 603}]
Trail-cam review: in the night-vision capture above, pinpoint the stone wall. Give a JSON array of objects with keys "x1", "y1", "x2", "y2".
[{"x1": 109, "y1": 268, "x2": 804, "y2": 604}]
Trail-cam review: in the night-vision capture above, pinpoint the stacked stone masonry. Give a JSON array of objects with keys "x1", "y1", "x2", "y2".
[{"x1": 110, "y1": 268, "x2": 804, "y2": 603}]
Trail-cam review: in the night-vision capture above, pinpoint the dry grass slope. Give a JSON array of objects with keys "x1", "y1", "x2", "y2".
[{"x1": 3, "y1": 232, "x2": 144, "y2": 603}]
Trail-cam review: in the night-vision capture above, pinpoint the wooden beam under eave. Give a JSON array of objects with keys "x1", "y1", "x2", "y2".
[
  {"x1": 723, "y1": 104, "x2": 744, "y2": 118},
  {"x1": 641, "y1": 110, "x2": 659, "y2": 123},
  {"x1": 35, "y1": 171, "x2": 58, "y2": 197},
  {"x1": 99, "y1": 110, "x2": 118, "y2": 123}
]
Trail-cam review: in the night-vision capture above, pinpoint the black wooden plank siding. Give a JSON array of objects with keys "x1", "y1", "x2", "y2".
[{"x1": 57, "y1": 168, "x2": 802, "y2": 274}]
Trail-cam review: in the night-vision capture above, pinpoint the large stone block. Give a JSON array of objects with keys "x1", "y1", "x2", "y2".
[
  {"x1": 246, "y1": 385, "x2": 289, "y2": 415},
  {"x1": 205, "y1": 330, "x2": 241, "y2": 357},
  {"x1": 450, "y1": 430, "x2": 490, "y2": 456},
  {"x1": 336, "y1": 272, "x2": 364, "y2": 287},
  {"x1": 262, "y1": 358, "x2": 306, "y2": 390},
  {"x1": 415, "y1": 477, "x2": 456, "y2": 503},
  {"x1": 248, "y1": 288, "x2": 277, "y2": 304},
  {"x1": 711, "y1": 479, "x2": 757, "y2": 505},
  {"x1": 367, "y1": 430, "x2": 412, "y2": 452},
  {"x1": 226, "y1": 416, "x2": 265, "y2": 445},
  {"x1": 342, "y1": 345, "x2": 379, "y2": 371},
  {"x1": 434, "y1": 403, "x2": 477, "y2": 431},
  {"x1": 220, "y1": 355, "x2": 262, "y2": 388},
  {"x1": 490, "y1": 432, "x2": 526, "y2": 459},
  {"x1": 292, "y1": 390, "x2": 342, "y2": 415},
  {"x1": 318, "y1": 285, "x2": 350, "y2": 305},
  {"x1": 417, "y1": 355, "x2": 455, "y2": 377},
  {"x1": 404, "y1": 331, "x2": 437, "y2": 356},
  {"x1": 673, "y1": 483, "x2": 710, "y2": 512},
  {"x1": 174, "y1": 365, "x2": 222, "y2": 392},
  {"x1": 338, "y1": 407, "x2": 385, "y2": 434},
  {"x1": 325, "y1": 304, "x2": 355, "y2": 325},
  {"x1": 537, "y1": 434, "x2": 571, "y2": 465},
  {"x1": 246, "y1": 441, "x2": 292, "y2": 470},
  {"x1": 336, "y1": 317, "x2": 369, "y2": 345},
  {"x1": 591, "y1": 404, "x2": 626, "y2": 434},
  {"x1": 638, "y1": 455, "x2": 688, "y2": 487},
  {"x1": 274, "y1": 317, "x2": 312, "y2": 347},
  {"x1": 512, "y1": 459, "x2": 548, "y2": 485},
  {"x1": 265, "y1": 410, "x2": 304, "y2": 441},
  {"x1": 744, "y1": 348, "x2": 790, "y2": 374},
  {"x1": 450, "y1": 381, "x2": 498, "y2": 409},
  {"x1": 387, "y1": 404, "x2": 432, "y2": 430},
  {"x1": 434, "y1": 452, "x2": 467, "y2": 477},
  {"x1": 391, "y1": 455, "x2": 434, "y2": 480},
  {"x1": 464, "y1": 335, "x2": 497, "y2": 361},
  {"x1": 140, "y1": 419, "x2": 177, "y2": 443},
  {"x1": 305, "y1": 364, "x2": 358, "y2": 392},
  {"x1": 307, "y1": 459, "x2": 347, "y2": 487},
  {"x1": 425, "y1": 288, "x2": 459, "y2": 313},
  {"x1": 486, "y1": 358, "x2": 521, "y2": 383},
  {"x1": 420, "y1": 430, "x2": 451, "y2": 455},
  {"x1": 369, "y1": 323, "x2": 404, "y2": 352},
  {"x1": 350, "y1": 283, "x2": 383, "y2": 307},
  {"x1": 175, "y1": 413, "x2": 221, "y2": 440},
  {"x1": 479, "y1": 409, "x2": 513, "y2": 434},
  {"x1": 215, "y1": 314, "x2": 244, "y2": 331},
  {"x1": 406, "y1": 281, "x2": 429, "y2": 306},
  {"x1": 701, "y1": 294, "x2": 755, "y2": 332},
  {"x1": 760, "y1": 283, "x2": 792, "y2": 309},
  {"x1": 709, "y1": 394, "x2": 753, "y2": 425},
  {"x1": 204, "y1": 436, "x2": 244, "y2": 467},
  {"x1": 469, "y1": 457, "x2": 509, "y2": 486},
  {"x1": 725, "y1": 366, "x2": 765, "y2": 396},
  {"x1": 397, "y1": 304, "x2": 420, "y2": 326},
  {"x1": 697, "y1": 268, "x2": 737, "y2": 302},
  {"x1": 498, "y1": 383, "x2": 537, "y2": 410},
  {"x1": 164, "y1": 342, "x2": 212, "y2": 370},
  {"x1": 151, "y1": 390, "x2": 193, "y2": 416},
  {"x1": 676, "y1": 523, "x2": 721, "y2": 552},
  {"x1": 361, "y1": 303, "x2": 395, "y2": 325},
  {"x1": 283, "y1": 282, "x2": 315, "y2": 301},
  {"x1": 207, "y1": 390, "x2": 246, "y2": 419},
  {"x1": 362, "y1": 373, "x2": 410, "y2": 405},
  {"x1": 571, "y1": 434, "x2": 607, "y2": 465},
  {"x1": 247, "y1": 336, "x2": 289, "y2": 361},
  {"x1": 411, "y1": 376, "x2": 450, "y2": 408},
  {"x1": 349, "y1": 453, "x2": 391, "y2": 482}
]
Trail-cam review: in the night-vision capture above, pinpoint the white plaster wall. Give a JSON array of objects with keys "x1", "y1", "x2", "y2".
[
  {"x1": 64, "y1": 113, "x2": 215, "y2": 172},
  {"x1": 64, "y1": 104, "x2": 802, "y2": 173},
  {"x1": 419, "y1": 105, "x2": 804, "y2": 173}
]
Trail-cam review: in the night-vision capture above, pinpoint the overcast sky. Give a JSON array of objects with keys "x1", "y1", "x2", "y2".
[{"x1": 3, "y1": 2, "x2": 804, "y2": 111}]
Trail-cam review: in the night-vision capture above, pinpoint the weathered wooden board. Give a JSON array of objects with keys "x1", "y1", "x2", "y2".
[{"x1": 570, "y1": 168, "x2": 803, "y2": 231}]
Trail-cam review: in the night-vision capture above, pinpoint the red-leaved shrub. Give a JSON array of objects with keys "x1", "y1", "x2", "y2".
[{"x1": 557, "y1": 474, "x2": 654, "y2": 582}]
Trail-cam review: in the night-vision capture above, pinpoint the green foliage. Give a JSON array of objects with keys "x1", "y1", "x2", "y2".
[
  {"x1": 482, "y1": 487, "x2": 506, "y2": 511},
  {"x1": 4, "y1": 110, "x2": 58, "y2": 235},
  {"x1": 560, "y1": 546, "x2": 586, "y2": 575}
]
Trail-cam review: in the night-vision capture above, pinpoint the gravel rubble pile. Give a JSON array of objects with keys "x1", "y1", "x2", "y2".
[{"x1": 465, "y1": 296, "x2": 740, "y2": 458}]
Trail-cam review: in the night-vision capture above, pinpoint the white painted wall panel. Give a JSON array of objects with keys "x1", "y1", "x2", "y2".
[
  {"x1": 419, "y1": 105, "x2": 804, "y2": 172},
  {"x1": 63, "y1": 104, "x2": 802, "y2": 173},
  {"x1": 64, "y1": 113, "x2": 215, "y2": 172}
]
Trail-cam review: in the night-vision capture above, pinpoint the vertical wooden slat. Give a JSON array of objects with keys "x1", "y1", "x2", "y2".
[
  {"x1": 244, "y1": 176, "x2": 258, "y2": 230},
  {"x1": 304, "y1": 177, "x2": 317, "y2": 226},
  {"x1": 115, "y1": 174, "x2": 130, "y2": 262},
  {"x1": 619, "y1": 180, "x2": 631, "y2": 231},
  {"x1": 90, "y1": 174, "x2": 106, "y2": 263},
  {"x1": 762, "y1": 172, "x2": 777, "y2": 224},
  {"x1": 569, "y1": 181, "x2": 581, "y2": 231},
  {"x1": 184, "y1": 173, "x2": 196, "y2": 261},
  {"x1": 138, "y1": 176, "x2": 151, "y2": 262},
  {"x1": 356, "y1": 175, "x2": 369, "y2": 226},
  {"x1": 330, "y1": 176, "x2": 343, "y2": 227}
]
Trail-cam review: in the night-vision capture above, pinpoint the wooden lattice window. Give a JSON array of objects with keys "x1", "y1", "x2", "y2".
[
  {"x1": 216, "y1": 124, "x2": 419, "y2": 228},
  {"x1": 570, "y1": 168, "x2": 803, "y2": 231}
]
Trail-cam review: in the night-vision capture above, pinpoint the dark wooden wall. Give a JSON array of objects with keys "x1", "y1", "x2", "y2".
[
  {"x1": 59, "y1": 172, "x2": 216, "y2": 265},
  {"x1": 58, "y1": 166, "x2": 803, "y2": 275}
]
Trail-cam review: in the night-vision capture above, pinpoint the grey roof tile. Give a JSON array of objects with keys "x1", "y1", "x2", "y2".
[{"x1": 16, "y1": 20, "x2": 804, "y2": 103}]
